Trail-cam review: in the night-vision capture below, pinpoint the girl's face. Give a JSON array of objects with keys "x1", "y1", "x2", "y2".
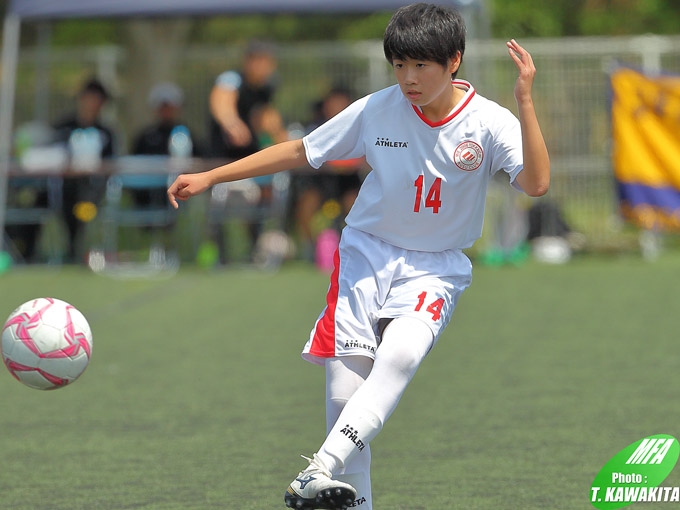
[{"x1": 392, "y1": 53, "x2": 462, "y2": 119}]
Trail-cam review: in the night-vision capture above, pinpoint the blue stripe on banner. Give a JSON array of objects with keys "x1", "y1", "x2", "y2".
[{"x1": 617, "y1": 181, "x2": 680, "y2": 211}]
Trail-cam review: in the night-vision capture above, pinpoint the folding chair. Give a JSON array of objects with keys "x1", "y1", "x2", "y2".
[
  {"x1": 207, "y1": 171, "x2": 291, "y2": 268},
  {"x1": 90, "y1": 156, "x2": 180, "y2": 277},
  {"x1": 4, "y1": 175, "x2": 62, "y2": 264}
]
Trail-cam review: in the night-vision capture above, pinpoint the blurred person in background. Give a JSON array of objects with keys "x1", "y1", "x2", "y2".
[
  {"x1": 132, "y1": 81, "x2": 201, "y2": 157},
  {"x1": 291, "y1": 87, "x2": 366, "y2": 262},
  {"x1": 53, "y1": 77, "x2": 118, "y2": 263},
  {"x1": 208, "y1": 40, "x2": 288, "y2": 264},
  {"x1": 4, "y1": 122, "x2": 59, "y2": 263},
  {"x1": 208, "y1": 40, "x2": 282, "y2": 159},
  {"x1": 129, "y1": 81, "x2": 202, "y2": 239}
]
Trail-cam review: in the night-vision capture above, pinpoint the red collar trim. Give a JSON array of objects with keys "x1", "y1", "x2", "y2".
[{"x1": 411, "y1": 80, "x2": 475, "y2": 127}]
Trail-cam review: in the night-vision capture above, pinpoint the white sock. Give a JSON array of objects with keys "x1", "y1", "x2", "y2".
[
  {"x1": 317, "y1": 317, "x2": 433, "y2": 472},
  {"x1": 324, "y1": 358, "x2": 374, "y2": 507},
  {"x1": 335, "y1": 470, "x2": 371, "y2": 508},
  {"x1": 318, "y1": 407, "x2": 382, "y2": 473}
]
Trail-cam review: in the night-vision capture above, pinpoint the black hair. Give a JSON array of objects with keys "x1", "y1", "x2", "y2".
[
  {"x1": 383, "y1": 3, "x2": 466, "y2": 76},
  {"x1": 326, "y1": 85, "x2": 354, "y2": 101},
  {"x1": 80, "y1": 77, "x2": 110, "y2": 100}
]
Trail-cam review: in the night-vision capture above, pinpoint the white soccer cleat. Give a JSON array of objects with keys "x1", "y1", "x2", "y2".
[{"x1": 284, "y1": 455, "x2": 357, "y2": 509}]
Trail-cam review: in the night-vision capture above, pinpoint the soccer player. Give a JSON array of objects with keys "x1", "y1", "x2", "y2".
[{"x1": 167, "y1": 3, "x2": 550, "y2": 509}]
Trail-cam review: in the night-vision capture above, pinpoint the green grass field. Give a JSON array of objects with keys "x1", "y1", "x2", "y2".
[{"x1": 1, "y1": 254, "x2": 679, "y2": 510}]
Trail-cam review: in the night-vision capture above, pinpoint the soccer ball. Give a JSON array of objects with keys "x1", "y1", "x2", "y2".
[{"x1": 1, "y1": 297, "x2": 93, "y2": 390}]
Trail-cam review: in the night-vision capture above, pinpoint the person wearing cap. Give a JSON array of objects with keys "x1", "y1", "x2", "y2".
[
  {"x1": 207, "y1": 40, "x2": 288, "y2": 264},
  {"x1": 128, "y1": 82, "x2": 201, "y2": 238},
  {"x1": 53, "y1": 77, "x2": 118, "y2": 263},
  {"x1": 131, "y1": 81, "x2": 200, "y2": 156}
]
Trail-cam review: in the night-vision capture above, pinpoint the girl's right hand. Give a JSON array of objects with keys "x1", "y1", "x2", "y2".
[{"x1": 167, "y1": 172, "x2": 212, "y2": 209}]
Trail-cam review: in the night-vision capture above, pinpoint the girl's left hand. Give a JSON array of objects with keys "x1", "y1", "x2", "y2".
[{"x1": 507, "y1": 39, "x2": 536, "y2": 103}]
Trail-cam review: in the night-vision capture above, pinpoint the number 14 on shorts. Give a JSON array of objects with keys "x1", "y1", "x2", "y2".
[{"x1": 415, "y1": 291, "x2": 444, "y2": 321}]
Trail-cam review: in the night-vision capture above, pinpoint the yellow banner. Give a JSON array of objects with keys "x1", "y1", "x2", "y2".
[{"x1": 610, "y1": 67, "x2": 680, "y2": 230}]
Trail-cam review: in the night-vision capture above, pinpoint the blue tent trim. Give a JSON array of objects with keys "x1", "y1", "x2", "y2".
[{"x1": 7, "y1": 0, "x2": 456, "y2": 19}]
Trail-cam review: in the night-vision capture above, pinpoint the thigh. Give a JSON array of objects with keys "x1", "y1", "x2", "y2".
[
  {"x1": 303, "y1": 228, "x2": 390, "y2": 364},
  {"x1": 378, "y1": 249, "x2": 472, "y2": 343}
]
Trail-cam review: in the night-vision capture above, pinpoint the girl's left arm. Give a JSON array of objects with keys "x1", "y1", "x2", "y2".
[{"x1": 507, "y1": 39, "x2": 551, "y2": 197}]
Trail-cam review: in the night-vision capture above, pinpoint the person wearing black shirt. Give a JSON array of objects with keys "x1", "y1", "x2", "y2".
[
  {"x1": 207, "y1": 41, "x2": 288, "y2": 264},
  {"x1": 130, "y1": 82, "x2": 200, "y2": 215},
  {"x1": 208, "y1": 41, "x2": 280, "y2": 160},
  {"x1": 53, "y1": 77, "x2": 117, "y2": 263},
  {"x1": 132, "y1": 82, "x2": 200, "y2": 157}
]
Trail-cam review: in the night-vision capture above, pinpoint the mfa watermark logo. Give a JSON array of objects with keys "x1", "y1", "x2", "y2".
[{"x1": 591, "y1": 434, "x2": 679, "y2": 509}]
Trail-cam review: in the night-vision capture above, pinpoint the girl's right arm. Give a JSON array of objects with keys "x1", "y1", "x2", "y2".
[{"x1": 167, "y1": 138, "x2": 307, "y2": 209}]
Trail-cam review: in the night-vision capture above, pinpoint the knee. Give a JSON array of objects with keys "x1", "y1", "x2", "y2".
[{"x1": 379, "y1": 317, "x2": 434, "y2": 374}]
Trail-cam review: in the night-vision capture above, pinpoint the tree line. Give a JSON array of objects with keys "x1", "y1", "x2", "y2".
[{"x1": 3, "y1": 0, "x2": 679, "y2": 47}]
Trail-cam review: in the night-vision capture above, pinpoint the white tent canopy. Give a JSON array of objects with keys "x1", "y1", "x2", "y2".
[{"x1": 0, "y1": 0, "x2": 470, "y2": 253}]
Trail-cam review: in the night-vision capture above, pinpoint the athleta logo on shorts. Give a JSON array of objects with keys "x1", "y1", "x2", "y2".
[
  {"x1": 453, "y1": 140, "x2": 484, "y2": 171},
  {"x1": 344, "y1": 340, "x2": 376, "y2": 354},
  {"x1": 375, "y1": 137, "x2": 408, "y2": 148}
]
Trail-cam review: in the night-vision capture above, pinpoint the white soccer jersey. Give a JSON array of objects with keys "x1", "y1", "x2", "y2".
[{"x1": 303, "y1": 80, "x2": 524, "y2": 252}]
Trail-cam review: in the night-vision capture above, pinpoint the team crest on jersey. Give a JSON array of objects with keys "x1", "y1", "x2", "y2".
[{"x1": 453, "y1": 141, "x2": 483, "y2": 171}]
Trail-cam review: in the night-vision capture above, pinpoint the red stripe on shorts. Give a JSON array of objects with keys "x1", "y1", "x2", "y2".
[{"x1": 309, "y1": 248, "x2": 340, "y2": 358}]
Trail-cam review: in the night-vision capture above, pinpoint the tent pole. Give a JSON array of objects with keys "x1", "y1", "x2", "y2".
[
  {"x1": 34, "y1": 21, "x2": 53, "y2": 122},
  {"x1": 0, "y1": 14, "x2": 21, "y2": 254}
]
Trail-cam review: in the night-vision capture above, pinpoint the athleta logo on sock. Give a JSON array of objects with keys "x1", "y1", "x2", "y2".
[
  {"x1": 339, "y1": 424, "x2": 366, "y2": 452},
  {"x1": 348, "y1": 496, "x2": 367, "y2": 507}
]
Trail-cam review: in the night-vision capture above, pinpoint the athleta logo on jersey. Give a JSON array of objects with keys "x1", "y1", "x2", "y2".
[
  {"x1": 454, "y1": 141, "x2": 484, "y2": 171},
  {"x1": 375, "y1": 137, "x2": 408, "y2": 148}
]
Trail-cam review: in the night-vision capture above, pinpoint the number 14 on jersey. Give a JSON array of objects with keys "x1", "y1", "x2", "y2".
[{"x1": 413, "y1": 176, "x2": 442, "y2": 214}]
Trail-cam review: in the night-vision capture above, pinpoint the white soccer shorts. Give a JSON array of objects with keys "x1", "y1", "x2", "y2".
[{"x1": 302, "y1": 226, "x2": 473, "y2": 365}]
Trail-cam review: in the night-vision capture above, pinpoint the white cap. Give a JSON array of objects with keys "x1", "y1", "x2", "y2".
[{"x1": 148, "y1": 82, "x2": 184, "y2": 108}]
